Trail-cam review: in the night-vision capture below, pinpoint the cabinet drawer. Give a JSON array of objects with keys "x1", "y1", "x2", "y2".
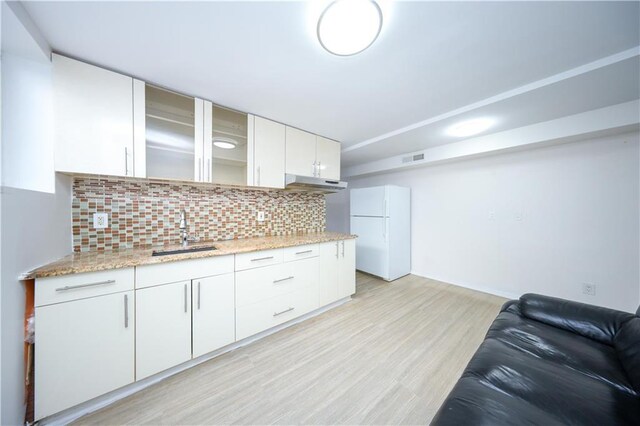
[
  {"x1": 35, "y1": 268, "x2": 134, "y2": 307},
  {"x1": 235, "y1": 248, "x2": 283, "y2": 271},
  {"x1": 283, "y1": 244, "x2": 319, "y2": 262},
  {"x1": 136, "y1": 255, "x2": 234, "y2": 289},
  {"x1": 236, "y1": 263, "x2": 293, "y2": 308},
  {"x1": 236, "y1": 292, "x2": 297, "y2": 340}
]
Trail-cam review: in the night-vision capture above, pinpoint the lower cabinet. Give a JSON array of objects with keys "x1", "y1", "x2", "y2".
[
  {"x1": 319, "y1": 239, "x2": 356, "y2": 306},
  {"x1": 35, "y1": 291, "x2": 134, "y2": 420},
  {"x1": 236, "y1": 256, "x2": 319, "y2": 340},
  {"x1": 136, "y1": 281, "x2": 192, "y2": 380},
  {"x1": 192, "y1": 273, "x2": 236, "y2": 358}
]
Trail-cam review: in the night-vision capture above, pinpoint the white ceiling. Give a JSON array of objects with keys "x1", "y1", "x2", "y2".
[{"x1": 23, "y1": 1, "x2": 640, "y2": 166}]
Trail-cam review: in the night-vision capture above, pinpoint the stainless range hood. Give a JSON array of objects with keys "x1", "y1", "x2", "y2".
[{"x1": 285, "y1": 174, "x2": 348, "y2": 193}]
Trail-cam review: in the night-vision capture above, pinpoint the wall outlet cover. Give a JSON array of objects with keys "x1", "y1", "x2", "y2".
[
  {"x1": 93, "y1": 212, "x2": 108, "y2": 229},
  {"x1": 257, "y1": 211, "x2": 265, "y2": 222},
  {"x1": 582, "y1": 283, "x2": 596, "y2": 296}
]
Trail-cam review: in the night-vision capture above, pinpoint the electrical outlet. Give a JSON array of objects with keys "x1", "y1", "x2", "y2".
[
  {"x1": 582, "y1": 283, "x2": 596, "y2": 296},
  {"x1": 93, "y1": 212, "x2": 108, "y2": 229},
  {"x1": 257, "y1": 211, "x2": 265, "y2": 222}
]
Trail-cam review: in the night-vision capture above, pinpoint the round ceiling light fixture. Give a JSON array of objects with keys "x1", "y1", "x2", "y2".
[
  {"x1": 446, "y1": 118, "x2": 495, "y2": 138},
  {"x1": 317, "y1": 0, "x2": 383, "y2": 56},
  {"x1": 212, "y1": 137, "x2": 237, "y2": 150}
]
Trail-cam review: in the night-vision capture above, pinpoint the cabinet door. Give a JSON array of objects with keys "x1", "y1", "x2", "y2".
[
  {"x1": 316, "y1": 136, "x2": 341, "y2": 180},
  {"x1": 136, "y1": 281, "x2": 191, "y2": 380},
  {"x1": 319, "y1": 241, "x2": 340, "y2": 306},
  {"x1": 338, "y1": 239, "x2": 356, "y2": 298},
  {"x1": 192, "y1": 273, "x2": 236, "y2": 358},
  {"x1": 253, "y1": 116, "x2": 285, "y2": 188},
  {"x1": 35, "y1": 291, "x2": 134, "y2": 420},
  {"x1": 53, "y1": 54, "x2": 134, "y2": 177},
  {"x1": 285, "y1": 126, "x2": 317, "y2": 177}
]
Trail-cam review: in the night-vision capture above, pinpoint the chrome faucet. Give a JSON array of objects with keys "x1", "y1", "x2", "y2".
[{"x1": 179, "y1": 210, "x2": 188, "y2": 246}]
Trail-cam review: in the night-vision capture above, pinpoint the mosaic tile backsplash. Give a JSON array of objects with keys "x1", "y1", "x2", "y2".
[{"x1": 72, "y1": 177, "x2": 326, "y2": 252}]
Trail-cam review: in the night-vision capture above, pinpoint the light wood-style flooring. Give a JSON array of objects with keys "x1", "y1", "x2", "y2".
[{"x1": 75, "y1": 273, "x2": 505, "y2": 425}]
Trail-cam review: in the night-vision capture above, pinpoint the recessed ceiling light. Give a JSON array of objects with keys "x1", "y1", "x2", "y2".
[
  {"x1": 446, "y1": 118, "x2": 495, "y2": 138},
  {"x1": 213, "y1": 137, "x2": 237, "y2": 149},
  {"x1": 317, "y1": 0, "x2": 383, "y2": 56}
]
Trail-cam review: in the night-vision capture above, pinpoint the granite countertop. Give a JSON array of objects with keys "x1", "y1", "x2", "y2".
[{"x1": 23, "y1": 232, "x2": 357, "y2": 280}]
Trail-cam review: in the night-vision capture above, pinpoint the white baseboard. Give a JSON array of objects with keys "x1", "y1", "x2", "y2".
[
  {"x1": 410, "y1": 271, "x2": 521, "y2": 301},
  {"x1": 39, "y1": 297, "x2": 352, "y2": 425}
]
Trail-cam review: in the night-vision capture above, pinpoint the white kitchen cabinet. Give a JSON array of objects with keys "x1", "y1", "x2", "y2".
[
  {"x1": 319, "y1": 241, "x2": 340, "y2": 307},
  {"x1": 136, "y1": 281, "x2": 192, "y2": 380},
  {"x1": 285, "y1": 129, "x2": 341, "y2": 180},
  {"x1": 205, "y1": 104, "x2": 249, "y2": 186},
  {"x1": 192, "y1": 273, "x2": 236, "y2": 358},
  {"x1": 316, "y1": 136, "x2": 341, "y2": 180},
  {"x1": 319, "y1": 239, "x2": 356, "y2": 306},
  {"x1": 338, "y1": 239, "x2": 356, "y2": 298},
  {"x1": 35, "y1": 291, "x2": 134, "y2": 420},
  {"x1": 251, "y1": 116, "x2": 285, "y2": 188},
  {"x1": 285, "y1": 127, "x2": 317, "y2": 177},
  {"x1": 53, "y1": 54, "x2": 142, "y2": 177}
]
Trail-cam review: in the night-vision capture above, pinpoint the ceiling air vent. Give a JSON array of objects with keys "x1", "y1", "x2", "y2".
[{"x1": 402, "y1": 153, "x2": 425, "y2": 163}]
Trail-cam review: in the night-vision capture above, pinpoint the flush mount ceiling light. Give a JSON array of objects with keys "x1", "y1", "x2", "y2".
[
  {"x1": 212, "y1": 137, "x2": 237, "y2": 149},
  {"x1": 446, "y1": 118, "x2": 495, "y2": 138},
  {"x1": 317, "y1": 0, "x2": 383, "y2": 56}
]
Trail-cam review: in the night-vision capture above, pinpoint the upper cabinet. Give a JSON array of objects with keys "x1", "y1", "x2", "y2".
[
  {"x1": 53, "y1": 54, "x2": 144, "y2": 177},
  {"x1": 250, "y1": 116, "x2": 286, "y2": 189},
  {"x1": 205, "y1": 105, "x2": 248, "y2": 186},
  {"x1": 144, "y1": 84, "x2": 205, "y2": 182},
  {"x1": 52, "y1": 55, "x2": 341, "y2": 186},
  {"x1": 285, "y1": 127, "x2": 341, "y2": 180}
]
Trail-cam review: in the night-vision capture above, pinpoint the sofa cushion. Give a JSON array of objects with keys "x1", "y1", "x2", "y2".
[
  {"x1": 614, "y1": 317, "x2": 640, "y2": 392},
  {"x1": 519, "y1": 293, "x2": 635, "y2": 345},
  {"x1": 434, "y1": 338, "x2": 640, "y2": 425},
  {"x1": 488, "y1": 309, "x2": 636, "y2": 394}
]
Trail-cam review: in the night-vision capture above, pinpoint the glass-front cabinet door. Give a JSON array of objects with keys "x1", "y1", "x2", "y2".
[
  {"x1": 145, "y1": 85, "x2": 199, "y2": 181},
  {"x1": 207, "y1": 105, "x2": 248, "y2": 186}
]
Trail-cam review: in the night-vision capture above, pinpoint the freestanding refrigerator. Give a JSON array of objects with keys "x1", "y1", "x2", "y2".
[{"x1": 350, "y1": 185, "x2": 411, "y2": 281}]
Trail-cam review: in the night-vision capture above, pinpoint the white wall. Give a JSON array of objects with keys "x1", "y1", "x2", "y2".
[
  {"x1": 331, "y1": 132, "x2": 640, "y2": 313},
  {"x1": 1, "y1": 3, "x2": 72, "y2": 425}
]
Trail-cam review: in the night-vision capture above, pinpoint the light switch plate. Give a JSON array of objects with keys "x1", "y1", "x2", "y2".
[{"x1": 93, "y1": 212, "x2": 108, "y2": 229}]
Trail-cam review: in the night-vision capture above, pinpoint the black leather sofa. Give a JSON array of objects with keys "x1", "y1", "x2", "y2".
[{"x1": 432, "y1": 294, "x2": 640, "y2": 425}]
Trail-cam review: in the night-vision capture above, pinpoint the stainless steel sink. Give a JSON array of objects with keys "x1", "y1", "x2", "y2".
[{"x1": 152, "y1": 245, "x2": 217, "y2": 257}]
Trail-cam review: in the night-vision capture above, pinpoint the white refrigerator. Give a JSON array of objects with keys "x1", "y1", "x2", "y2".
[{"x1": 350, "y1": 185, "x2": 410, "y2": 281}]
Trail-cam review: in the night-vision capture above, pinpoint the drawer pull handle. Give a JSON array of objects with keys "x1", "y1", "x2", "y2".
[
  {"x1": 273, "y1": 307, "x2": 294, "y2": 317},
  {"x1": 197, "y1": 282, "x2": 201, "y2": 310},
  {"x1": 124, "y1": 294, "x2": 129, "y2": 328},
  {"x1": 251, "y1": 256, "x2": 274, "y2": 262},
  {"x1": 55, "y1": 280, "x2": 116, "y2": 292},
  {"x1": 184, "y1": 284, "x2": 188, "y2": 313},
  {"x1": 295, "y1": 250, "x2": 313, "y2": 255},
  {"x1": 273, "y1": 276, "x2": 294, "y2": 284}
]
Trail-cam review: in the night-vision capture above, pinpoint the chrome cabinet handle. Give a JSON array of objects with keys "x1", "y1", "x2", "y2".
[
  {"x1": 341, "y1": 240, "x2": 345, "y2": 257},
  {"x1": 295, "y1": 250, "x2": 313, "y2": 255},
  {"x1": 273, "y1": 307, "x2": 294, "y2": 317},
  {"x1": 273, "y1": 276, "x2": 294, "y2": 284},
  {"x1": 197, "y1": 282, "x2": 201, "y2": 310},
  {"x1": 55, "y1": 280, "x2": 116, "y2": 292},
  {"x1": 257, "y1": 166, "x2": 261, "y2": 186},
  {"x1": 124, "y1": 147, "x2": 129, "y2": 176},
  {"x1": 335, "y1": 242, "x2": 339, "y2": 259},
  {"x1": 318, "y1": 161, "x2": 321, "y2": 177},
  {"x1": 124, "y1": 294, "x2": 129, "y2": 328},
  {"x1": 184, "y1": 284, "x2": 188, "y2": 313},
  {"x1": 251, "y1": 256, "x2": 274, "y2": 262},
  {"x1": 312, "y1": 161, "x2": 317, "y2": 177},
  {"x1": 198, "y1": 161, "x2": 202, "y2": 181},
  {"x1": 207, "y1": 159, "x2": 211, "y2": 182}
]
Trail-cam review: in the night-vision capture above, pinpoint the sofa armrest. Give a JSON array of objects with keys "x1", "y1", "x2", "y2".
[{"x1": 519, "y1": 293, "x2": 635, "y2": 345}]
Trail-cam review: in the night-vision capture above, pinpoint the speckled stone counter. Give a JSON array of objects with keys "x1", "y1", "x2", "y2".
[{"x1": 23, "y1": 232, "x2": 356, "y2": 280}]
